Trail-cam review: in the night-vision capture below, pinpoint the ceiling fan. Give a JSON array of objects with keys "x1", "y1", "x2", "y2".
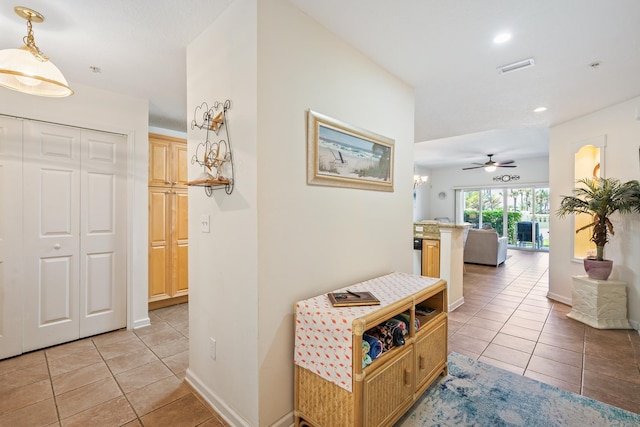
[{"x1": 462, "y1": 154, "x2": 517, "y2": 171}]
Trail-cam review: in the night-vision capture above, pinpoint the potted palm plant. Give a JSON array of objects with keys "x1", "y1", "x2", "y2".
[{"x1": 556, "y1": 177, "x2": 640, "y2": 280}]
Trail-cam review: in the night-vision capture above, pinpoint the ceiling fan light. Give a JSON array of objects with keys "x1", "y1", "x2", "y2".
[
  {"x1": 484, "y1": 165, "x2": 497, "y2": 172},
  {"x1": 0, "y1": 47, "x2": 73, "y2": 97}
]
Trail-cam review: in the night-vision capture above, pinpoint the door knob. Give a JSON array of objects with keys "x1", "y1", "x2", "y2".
[{"x1": 53, "y1": 244, "x2": 61, "y2": 250}]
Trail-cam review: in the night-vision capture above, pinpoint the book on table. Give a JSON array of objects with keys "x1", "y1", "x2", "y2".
[{"x1": 328, "y1": 290, "x2": 380, "y2": 307}]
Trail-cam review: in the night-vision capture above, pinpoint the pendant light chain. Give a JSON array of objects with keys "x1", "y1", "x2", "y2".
[{"x1": 23, "y1": 18, "x2": 48, "y2": 62}]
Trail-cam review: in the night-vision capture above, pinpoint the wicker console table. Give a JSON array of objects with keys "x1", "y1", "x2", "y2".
[{"x1": 294, "y1": 272, "x2": 448, "y2": 427}]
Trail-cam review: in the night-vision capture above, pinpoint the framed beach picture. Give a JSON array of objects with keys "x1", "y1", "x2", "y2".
[{"x1": 306, "y1": 110, "x2": 394, "y2": 192}]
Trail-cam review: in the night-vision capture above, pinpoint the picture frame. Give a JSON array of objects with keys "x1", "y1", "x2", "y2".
[{"x1": 307, "y1": 110, "x2": 394, "y2": 192}]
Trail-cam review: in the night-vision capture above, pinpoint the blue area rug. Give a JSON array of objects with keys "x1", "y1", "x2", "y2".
[{"x1": 397, "y1": 352, "x2": 640, "y2": 427}]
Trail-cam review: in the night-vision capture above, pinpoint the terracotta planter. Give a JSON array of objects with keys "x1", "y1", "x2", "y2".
[{"x1": 583, "y1": 257, "x2": 613, "y2": 280}]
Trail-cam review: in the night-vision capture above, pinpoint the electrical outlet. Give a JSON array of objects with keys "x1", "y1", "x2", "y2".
[
  {"x1": 201, "y1": 214, "x2": 210, "y2": 233},
  {"x1": 209, "y1": 337, "x2": 216, "y2": 360}
]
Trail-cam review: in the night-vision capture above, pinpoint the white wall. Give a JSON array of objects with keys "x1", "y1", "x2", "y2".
[
  {"x1": 549, "y1": 97, "x2": 640, "y2": 328},
  {"x1": 186, "y1": 0, "x2": 414, "y2": 425},
  {"x1": 417, "y1": 156, "x2": 549, "y2": 221},
  {"x1": 0, "y1": 82, "x2": 150, "y2": 331},
  {"x1": 413, "y1": 165, "x2": 431, "y2": 221},
  {"x1": 257, "y1": 1, "x2": 413, "y2": 424},
  {"x1": 186, "y1": 0, "x2": 259, "y2": 425}
]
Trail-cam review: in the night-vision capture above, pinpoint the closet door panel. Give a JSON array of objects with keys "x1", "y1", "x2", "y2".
[
  {"x1": 23, "y1": 122, "x2": 81, "y2": 351},
  {"x1": 85, "y1": 252, "x2": 114, "y2": 314},
  {"x1": 80, "y1": 131, "x2": 126, "y2": 337},
  {"x1": 39, "y1": 256, "x2": 73, "y2": 323},
  {"x1": 0, "y1": 117, "x2": 23, "y2": 359}
]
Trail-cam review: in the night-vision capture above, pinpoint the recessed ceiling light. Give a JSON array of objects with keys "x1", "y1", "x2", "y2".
[
  {"x1": 533, "y1": 107, "x2": 547, "y2": 113},
  {"x1": 493, "y1": 32, "x2": 512, "y2": 44}
]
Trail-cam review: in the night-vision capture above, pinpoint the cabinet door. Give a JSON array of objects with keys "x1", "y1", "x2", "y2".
[
  {"x1": 364, "y1": 348, "x2": 414, "y2": 427},
  {"x1": 421, "y1": 239, "x2": 440, "y2": 277},
  {"x1": 149, "y1": 134, "x2": 187, "y2": 188},
  {"x1": 149, "y1": 188, "x2": 171, "y2": 301},
  {"x1": 173, "y1": 143, "x2": 189, "y2": 188},
  {"x1": 172, "y1": 190, "x2": 189, "y2": 297},
  {"x1": 414, "y1": 317, "x2": 447, "y2": 394},
  {"x1": 149, "y1": 138, "x2": 171, "y2": 187}
]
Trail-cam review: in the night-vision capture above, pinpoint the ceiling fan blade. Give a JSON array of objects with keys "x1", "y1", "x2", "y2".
[{"x1": 464, "y1": 154, "x2": 517, "y2": 170}]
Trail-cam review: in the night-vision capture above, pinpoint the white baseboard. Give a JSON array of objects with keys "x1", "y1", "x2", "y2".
[
  {"x1": 449, "y1": 296, "x2": 464, "y2": 312},
  {"x1": 546, "y1": 292, "x2": 571, "y2": 306},
  {"x1": 269, "y1": 412, "x2": 294, "y2": 427},
  {"x1": 132, "y1": 317, "x2": 151, "y2": 330},
  {"x1": 185, "y1": 368, "x2": 251, "y2": 427}
]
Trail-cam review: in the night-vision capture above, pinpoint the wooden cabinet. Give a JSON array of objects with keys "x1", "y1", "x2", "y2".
[
  {"x1": 363, "y1": 348, "x2": 414, "y2": 426},
  {"x1": 149, "y1": 134, "x2": 189, "y2": 188},
  {"x1": 421, "y1": 239, "x2": 440, "y2": 277},
  {"x1": 148, "y1": 133, "x2": 188, "y2": 309},
  {"x1": 294, "y1": 273, "x2": 448, "y2": 427}
]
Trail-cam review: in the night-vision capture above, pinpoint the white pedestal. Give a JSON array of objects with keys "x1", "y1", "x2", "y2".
[{"x1": 567, "y1": 275, "x2": 632, "y2": 329}]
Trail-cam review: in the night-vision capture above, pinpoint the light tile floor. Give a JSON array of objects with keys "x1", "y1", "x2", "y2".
[
  {"x1": 450, "y1": 250, "x2": 640, "y2": 414},
  {"x1": 2, "y1": 251, "x2": 639, "y2": 425},
  {"x1": 0, "y1": 303, "x2": 228, "y2": 426}
]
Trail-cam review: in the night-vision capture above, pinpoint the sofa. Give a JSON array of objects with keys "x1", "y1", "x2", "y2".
[{"x1": 463, "y1": 228, "x2": 508, "y2": 267}]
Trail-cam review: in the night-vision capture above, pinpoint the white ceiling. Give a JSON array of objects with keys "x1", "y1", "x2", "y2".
[
  {"x1": 2, "y1": 1, "x2": 640, "y2": 169},
  {"x1": 0, "y1": 0, "x2": 233, "y2": 131},
  {"x1": 291, "y1": 0, "x2": 640, "y2": 168}
]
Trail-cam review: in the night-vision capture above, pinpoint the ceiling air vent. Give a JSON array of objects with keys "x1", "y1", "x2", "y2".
[{"x1": 498, "y1": 58, "x2": 535, "y2": 74}]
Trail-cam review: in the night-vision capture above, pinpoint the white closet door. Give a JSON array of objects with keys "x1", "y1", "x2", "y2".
[
  {"x1": 79, "y1": 130, "x2": 126, "y2": 337},
  {"x1": 22, "y1": 122, "x2": 81, "y2": 351},
  {"x1": 0, "y1": 117, "x2": 24, "y2": 359}
]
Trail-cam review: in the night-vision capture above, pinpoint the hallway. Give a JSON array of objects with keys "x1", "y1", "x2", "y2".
[
  {"x1": 2, "y1": 251, "x2": 639, "y2": 424},
  {"x1": 0, "y1": 303, "x2": 227, "y2": 426}
]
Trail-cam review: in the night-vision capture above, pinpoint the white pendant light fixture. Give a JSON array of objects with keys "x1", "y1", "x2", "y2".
[{"x1": 0, "y1": 6, "x2": 73, "y2": 97}]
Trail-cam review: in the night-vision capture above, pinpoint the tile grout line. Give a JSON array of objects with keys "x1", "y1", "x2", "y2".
[
  {"x1": 91, "y1": 335, "x2": 142, "y2": 426},
  {"x1": 43, "y1": 349, "x2": 63, "y2": 425}
]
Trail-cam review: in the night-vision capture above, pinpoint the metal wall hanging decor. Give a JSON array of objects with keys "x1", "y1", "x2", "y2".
[
  {"x1": 493, "y1": 174, "x2": 520, "y2": 183},
  {"x1": 187, "y1": 99, "x2": 235, "y2": 196}
]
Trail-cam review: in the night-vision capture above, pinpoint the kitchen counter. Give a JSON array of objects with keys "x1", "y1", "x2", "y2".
[{"x1": 413, "y1": 221, "x2": 472, "y2": 311}]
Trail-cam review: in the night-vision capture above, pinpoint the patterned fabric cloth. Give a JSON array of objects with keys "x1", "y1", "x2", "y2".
[
  {"x1": 362, "y1": 334, "x2": 383, "y2": 359},
  {"x1": 294, "y1": 272, "x2": 442, "y2": 392},
  {"x1": 362, "y1": 340, "x2": 372, "y2": 368},
  {"x1": 365, "y1": 325, "x2": 394, "y2": 353}
]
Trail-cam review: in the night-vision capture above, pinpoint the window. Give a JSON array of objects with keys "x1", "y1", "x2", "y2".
[{"x1": 461, "y1": 185, "x2": 549, "y2": 251}]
